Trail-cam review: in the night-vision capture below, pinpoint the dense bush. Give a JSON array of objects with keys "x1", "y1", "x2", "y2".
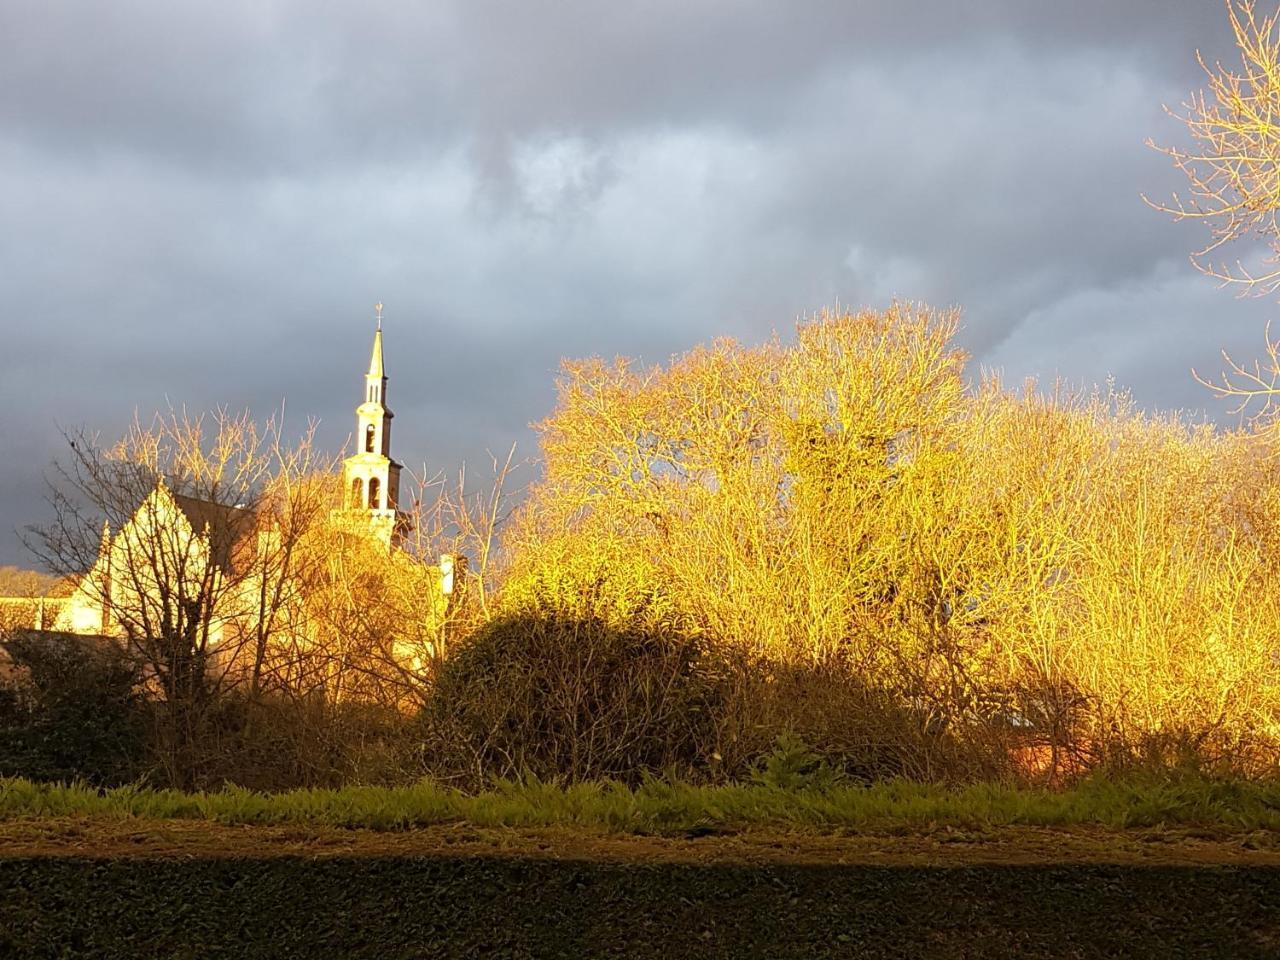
[
  {"x1": 156, "y1": 693, "x2": 421, "y2": 792},
  {"x1": 0, "y1": 631, "x2": 420, "y2": 792},
  {"x1": 422, "y1": 614, "x2": 728, "y2": 784},
  {"x1": 8, "y1": 854, "x2": 1276, "y2": 960},
  {"x1": 720, "y1": 658, "x2": 1019, "y2": 784},
  {"x1": 0, "y1": 632, "x2": 148, "y2": 785}
]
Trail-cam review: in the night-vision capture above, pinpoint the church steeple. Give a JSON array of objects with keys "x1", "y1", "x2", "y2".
[
  {"x1": 340, "y1": 303, "x2": 408, "y2": 547},
  {"x1": 366, "y1": 302, "x2": 386, "y2": 391}
]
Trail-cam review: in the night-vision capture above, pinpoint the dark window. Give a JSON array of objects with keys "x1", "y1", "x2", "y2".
[
  {"x1": 365, "y1": 424, "x2": 375, "y2": 453},
  {"x1": 368, "y1": 477, "x2": 381, "y2": 509},
  {"x1": 351, "y1": 477, "x2": 363, "y2": 508}
]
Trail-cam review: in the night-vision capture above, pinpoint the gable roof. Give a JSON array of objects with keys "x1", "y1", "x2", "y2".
[
  {"x1": 170, "y1": 491, "x2": 255, "y2": 570},
  {"x1": 120, "y1": 485, "x2": 257, "y2": 572}
]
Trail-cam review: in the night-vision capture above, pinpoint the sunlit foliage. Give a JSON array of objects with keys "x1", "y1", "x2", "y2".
[{"x1": 501, "y1": 304, "x2": 1280, "y2": 776}]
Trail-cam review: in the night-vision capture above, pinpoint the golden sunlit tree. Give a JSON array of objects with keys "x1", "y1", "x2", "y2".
[{"x1": 497, "y1": 305, "x2": 1280, "y2": 780}]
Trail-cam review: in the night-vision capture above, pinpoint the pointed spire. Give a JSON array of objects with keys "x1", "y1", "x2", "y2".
[{"x1": 368, "y1": 303, "x2": 385, "y2": 380}]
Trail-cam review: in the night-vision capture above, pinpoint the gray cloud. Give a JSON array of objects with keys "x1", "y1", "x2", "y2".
[{"x1": 0, "y1": 0, "x2": 1271, "y2": 564}]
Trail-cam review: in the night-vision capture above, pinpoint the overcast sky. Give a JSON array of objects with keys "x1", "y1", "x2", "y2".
[{"x1": 0, "y1": 1, "x2": 1273, "y2": 566}]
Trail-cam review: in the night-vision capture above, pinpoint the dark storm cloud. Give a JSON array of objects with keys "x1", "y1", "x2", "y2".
[
  {"x1": 0, "y1": 1, "x2": 1226, "y2": 171},
  {"x1": 0, "y1": 1, "x2": 1270, "y2": 564}
]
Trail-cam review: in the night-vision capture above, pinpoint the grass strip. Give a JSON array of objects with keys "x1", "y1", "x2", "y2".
[{"x1": 3, "y1": 774, "x2": 1280, "y2": 834}]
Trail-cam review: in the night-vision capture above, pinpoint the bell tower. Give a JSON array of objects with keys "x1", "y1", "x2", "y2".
[{"x1": 341, "y1": 303, "x2": 409, "y2": 547}]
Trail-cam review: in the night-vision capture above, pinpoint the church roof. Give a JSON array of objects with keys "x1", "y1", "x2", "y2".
[{"x1": 161, "y1": 488, "x2": 256, "y2": 571}]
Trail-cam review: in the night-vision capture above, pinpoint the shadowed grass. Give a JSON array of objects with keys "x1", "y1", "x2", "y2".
[{"x1": 3, "y1": 774, "x2": 1280, "y2": 834}]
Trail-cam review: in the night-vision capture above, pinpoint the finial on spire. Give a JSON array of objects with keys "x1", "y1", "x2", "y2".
[{"x1": 375, "y1": 301, "x2": 383, "y2": 331}]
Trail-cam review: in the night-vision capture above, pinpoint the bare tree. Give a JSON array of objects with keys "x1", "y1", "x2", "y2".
[
  {"x1": 24, "y1": 406, "x2": 331, "y2": 787},
  {"x1": 1148, "y1": 0, "x2": 1280, "y2": 293},
  {"x1": 237, "y1": 468, "x2": 340, "y2": 701},
  {"x1": 405, "y1": 444, "x2": 522, "y2": 649},
  {"x1": 1149, "y1": 0, "x2": 1280, "y2": 417}
]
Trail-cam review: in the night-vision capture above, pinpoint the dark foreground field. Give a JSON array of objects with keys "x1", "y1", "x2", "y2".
[{"x1": 2, "y1": 821, "x2": 1279, "y2": 958}]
